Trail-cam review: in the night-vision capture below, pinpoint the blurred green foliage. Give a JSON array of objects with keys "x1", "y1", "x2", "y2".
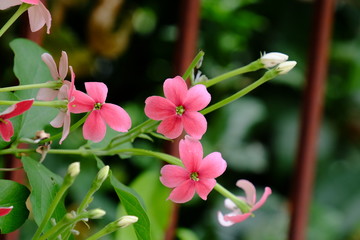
[{"x1": 1, "y1": 0, "x2": 360, "y2": 239}]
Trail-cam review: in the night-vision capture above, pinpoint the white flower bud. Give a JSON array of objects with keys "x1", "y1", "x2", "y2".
[
  {"x1": 88, "y1": 209, "x2": 106, "y2": 219},
  {"x1": 97, "y1": 165, "x2": 110, "y2": 183},
  {"x1": 67, "y1": 162, "x2": 80, "y2": 178},
  {"x1": 261, "y1": 52, "x2": 288, "y2": 68},
  {"x1": 117, "y1": 215, "x2": 138, "y2": 228},
  {"x1": 276, "y1": 61, "x2": 297, "y2": 75}
]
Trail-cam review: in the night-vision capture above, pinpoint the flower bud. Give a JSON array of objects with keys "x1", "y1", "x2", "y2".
[
  {"x1": 261, "y1": 52, "x2": 288, "y2": 68},
  {"x1": 88, "y1": 208, "x2": 106, "y2": 219},
  {"x1": 97, "y1": 165, "x2": 110, "y2": 183},
  {"x1": 276, "y1": 61, "x2": 297, "y2": 75},
  {"x1": 67, "y1": 162, "x2": 80, "y2": 178},
  {"x1": 116, "y1": 215, "x2": 138, "y2": 228}
]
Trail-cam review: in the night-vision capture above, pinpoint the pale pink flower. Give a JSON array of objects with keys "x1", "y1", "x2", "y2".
[
  {"x1": 50, "y1": 66, "x2": 75, "y2": 144},
  {"x1": 0, "y1": 206, "x2": 13, "y2": 217},
  {"x1": 160, "y1": 136, "x2": 227, "y2": 203},
  {"x1": 145, "y1": 76, "x2": 211, "y2": 139},
  {"x1": 0, "y1": 0, "x2": 51, "y2": 34},
  {"x1": 69, "y1": 82, "x2": 131, "y2": 142},
  {"x1": 217, "y1": 179, "x2": 272, "y2": 226},
  {"x1": 0, "y1": 99, "x2": 34, "y2": 142},
  {"x1": 37, "y1": 51, "x2": 69, "y2": 101}
]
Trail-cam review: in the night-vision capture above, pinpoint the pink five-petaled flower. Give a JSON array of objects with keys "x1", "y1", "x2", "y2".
[
  {"x1": 0, "y1": 206, "x2": 13, "y2": 217},
  {"x1": 160, "y1": 136, "x2": 227, "y2": 203},
  {"x1": 217, "y1": 179, "x2": 272, "y2": 227},
  {"x1": 68, "y1": 82, "x2": 131, "y2": 143},
  {"x1": 37, "y1": 51, "x2": 69, "y2": 101},
  {"x1": 0, "y1": 0, "x2": 51, "y2": 34},
  {"x1": 0, "y1": 99, "x2": 34, "y2": 142},
  {"x1": 50, "y1": 66, "x2": 75, "y2": 144},
  {"x1": 144, "y1": 76, "x2": 211, "y2": 140}
]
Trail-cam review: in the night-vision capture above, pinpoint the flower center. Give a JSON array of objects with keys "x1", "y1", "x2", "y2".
[
  {"x1": 94, "y1": 103, "x2": 102, "y2": 110},
  {"x1": 176, "y1": 105, "x2": 185, "y2": 115},
  {"x1": 190, "y1": 172, "x2": 199, "y2": 181}
]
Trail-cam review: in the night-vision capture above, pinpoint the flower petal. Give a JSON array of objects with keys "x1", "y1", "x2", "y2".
[
  {"x1": 223, "y1": 212, "x2": 252, "y2": 225},
  {"x1": 144, "y1": 96, "x2": 176, "y2": 120},
  {"x1": 184, "y1": 84, "x2": 211, "y2": 111},
  {"x1": 0, "y1": 206, "x2": 13, "y2": 217},
  {"x1": 100, "y1": 103, "x2": 131, "y2": 132},
  {"x1": 27, "y1": 2, "x2": 52, "y2": 34},
  {"x1": 59, "y1": 51, "x2": 69, "y2": 80},
  {"x1": 252, "y1": 187, "x2": 272, "y2": 211},
  {"x1": 59, "y1": 111, "x2": 71, "y2": 144},
  {"x1": 85, "y1": 82, "x2": 108, "y2": 103},
  {"x1": 168, "y1": 179, "x2": 196, "y2": 203},
  {"x1": 199, "y1": 152, "x2": 227, "y2": 178},
  {"x1": 22, "y1": 0, "x2": 39, "y2": 4},
  {"x1": 236, "y1": 180, "x2": 257, "y2": 206},
  {"x1": 50, "y1": 111, "x2": 65, "y2": 128},
  {"x1": 217, "y1": 211, "x2": 236, "y2": 227},
  {"x1": 0, "y1": 120, "x2": 14, "y2": 142},
  {"x1": 41, "y1": 53, "x2": 58, "y2": 80},
  {"x1": 83, "y1": 111, "x2": 106, "y2": 142},
  {"x1": 195, "y1": 178, "x2": 216, "y2": 200},
  {"x1": 68, "y1": 90, "x2": 94, "y2": 113},
  {"x1": 160, "y1": 165, "x2": 189, "y2": 188},
  {"x1": 157, "y1": 115, "x2": 183, "y2": 139},
  {"x1": 163, "y1": 76, "x2": 188, "y2": 106},
  {"x1": 1, "y1": 100, "x2": 33, "y2": 119},
  {"x1": 36, "y1": 87, "x2": 58, "y2": 101},
  {"x1": 179, "y1": 136, "x2": 203, "y2": 172},
  {"x1": 0, "y1": 0, "x2": 21, "y2": 10},
  {"x1": 182, "y1": 111, "x2": 207, "y2": 139}
]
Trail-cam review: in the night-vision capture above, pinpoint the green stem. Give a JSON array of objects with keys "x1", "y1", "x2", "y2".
[
  {"x1": 0, "y1": 81, "x2": 62, "y2": 93},
  {"x1": 0, "y1": 3, "x2": 30, "y2": 38},
  {"x1": 201, "y1": 68, "x2": 279, "y2": 115},
  {"x1": 200, "y1": 60, "x2": 263, "y2": 88},
  {"x1": 32, "y1": 173, "x2": 77, "y2": 239},
  {"x1": 182, "y1": 50, "x2": 205, "y2": 81},
  {"x1": 0, "y1": 100, "x2": 67, "y2": 108},
  {"x1": 214, "y1": 183, "x2": 251, "y2": 213},
  {"x1": 87, "y1": 220, "x2": 120, "y2": 240},
  {"x1": 107, "y1": 148, "x2": 183, "y2": 166}
]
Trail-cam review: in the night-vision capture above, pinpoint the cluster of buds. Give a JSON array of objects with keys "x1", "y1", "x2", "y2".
[{"x1": 261, "y1": 52, "x2": 297, "y2": 74}]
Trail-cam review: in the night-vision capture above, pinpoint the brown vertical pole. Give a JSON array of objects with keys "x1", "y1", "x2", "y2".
[
  {"x1": 288, "y1": 0, "x2": 335, "y2": 239},
  {"x1": 164, "y1": 0, "x2": 200, "y2": 239}
]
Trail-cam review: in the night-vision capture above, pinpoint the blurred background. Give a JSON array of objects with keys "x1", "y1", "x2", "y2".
[{"x1": 1, "y1": 0, "x2": 360, "y2": 239}]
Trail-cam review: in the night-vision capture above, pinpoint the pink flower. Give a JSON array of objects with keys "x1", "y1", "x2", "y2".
[
  {"x1": 0, "y1": 99, "x2": 34, "y2": 142},
  {"x1": 160, "y1": 136, "x2": 227, "y2": 203},
  {"x1": 144, "y1": 76, "x2": 211, "y2": 139},
  {"x1": 217, "y1": 180, "x2": 272, "y2": 226},
  {"x1": 50, "y1": 66, "x2": 75, "y2": 144},
  {"x1": 0, "y1": 0, "x2": 51, "y2": 34},
  {"x1": 37, "y1": 51, "x2": 69, "y2": 101},
  {"x1": 69, "y1": 82, "x2": 131, "y2": 142},
  {"x1": 0, "y1": 206, "x2": 13, "y2": 217}
]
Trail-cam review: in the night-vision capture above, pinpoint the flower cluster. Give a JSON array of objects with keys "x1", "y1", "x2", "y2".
[{"x1": 35, "y1": 52, "x2": 132, "y2": 143}]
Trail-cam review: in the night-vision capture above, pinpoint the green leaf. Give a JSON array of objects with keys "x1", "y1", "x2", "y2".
[
  {"x1": 21, "y1": 156, "x2": 66, "y2": 231},
  {"x1": 10, "y1": 38, "x2": 58, "y2": 139},
  {"x1": 0, "y1": 180, "x2": 30, "y2": 234},
  {"x1": 94, "y1": 156, "x2": 150, "y2": 240},
  {"x1": 116, "y1": 168, "x2": 171, "y2": 240}
]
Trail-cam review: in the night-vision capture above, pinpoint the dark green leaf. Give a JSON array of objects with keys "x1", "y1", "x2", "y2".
[
  {"x1": 0, "y1": 180, "x2": 30, "y2": 234},
  {"x1": 21, "y1": 156, "x2": 66, "y2": 231}
]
